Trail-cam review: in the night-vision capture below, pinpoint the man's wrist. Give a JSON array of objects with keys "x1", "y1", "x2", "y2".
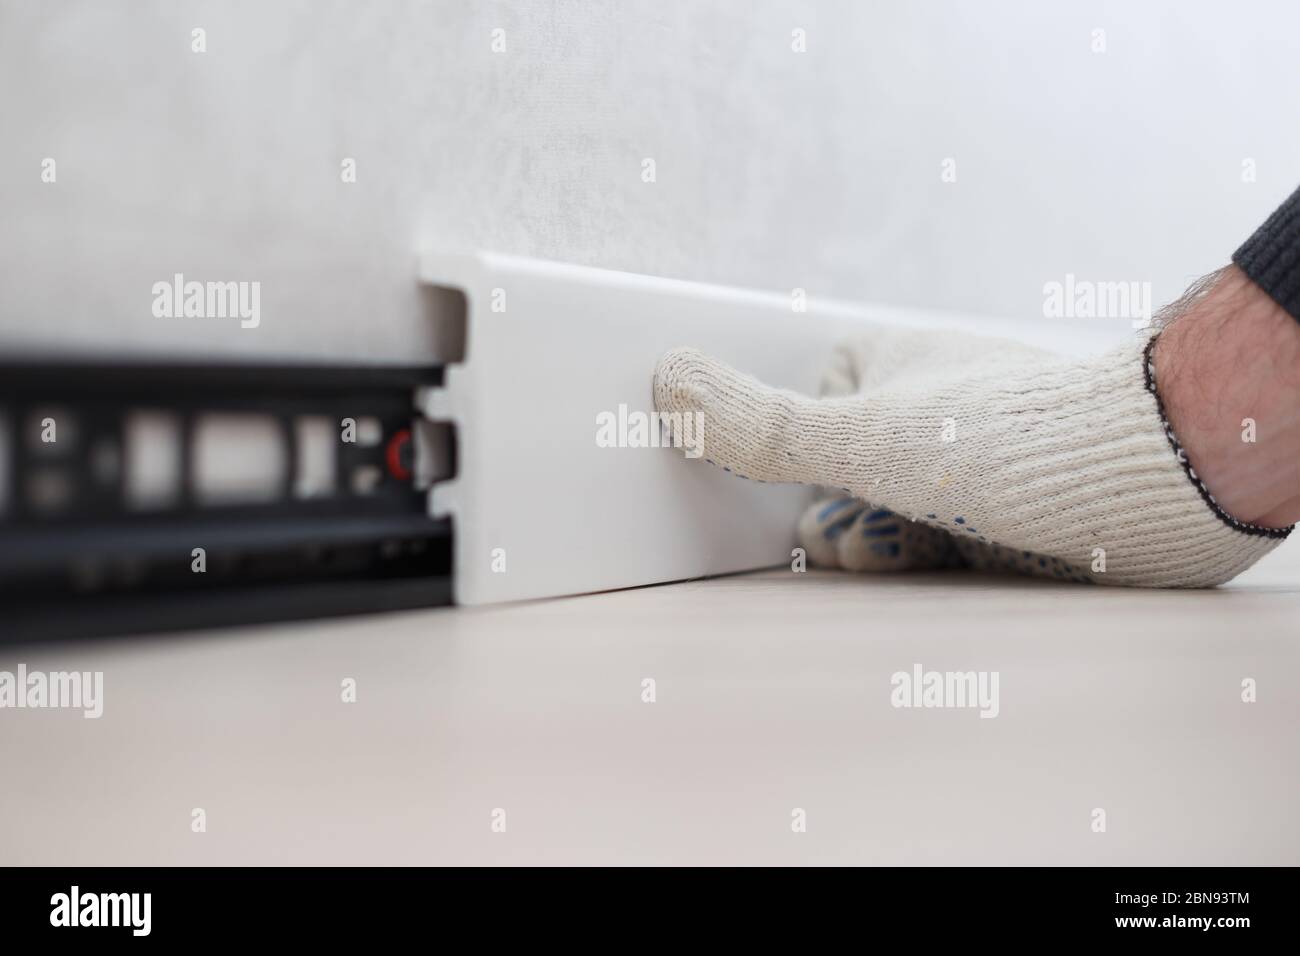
[{"x1": 1154, "y1": 265, "x2": 1300, "y2": 528}]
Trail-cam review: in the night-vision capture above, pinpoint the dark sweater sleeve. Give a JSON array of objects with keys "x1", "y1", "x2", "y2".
[{"x1": 1233, "y1": 184, "x2": 1300, "y2": 321}]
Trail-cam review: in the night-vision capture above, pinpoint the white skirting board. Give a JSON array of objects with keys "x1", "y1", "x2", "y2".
[{"x1": 418, "y1": 252, "x2": 1129, "y2": 605}]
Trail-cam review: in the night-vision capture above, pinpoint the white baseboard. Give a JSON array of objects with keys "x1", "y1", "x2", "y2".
[{"x1": 419, "y1": 252, "x2": 1129, "y2": 605}]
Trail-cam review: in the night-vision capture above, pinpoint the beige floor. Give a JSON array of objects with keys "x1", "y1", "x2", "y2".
[{"x1": 3, "y1": 544, "x2": 1299, "y2": 866}]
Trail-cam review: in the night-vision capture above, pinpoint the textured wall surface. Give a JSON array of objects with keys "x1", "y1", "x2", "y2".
[{"x1": 3, "y1": 0, "x2": 1299, "y2": 361}]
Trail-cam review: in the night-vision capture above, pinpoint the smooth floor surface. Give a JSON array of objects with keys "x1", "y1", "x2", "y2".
[{"x1": 3, "y1": 546, "x2": 1299, "y2": 866}]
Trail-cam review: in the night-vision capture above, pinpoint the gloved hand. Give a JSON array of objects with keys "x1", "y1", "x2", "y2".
[
  {"x1": 652, "y1": 324, "x2": 1289, "y2": 587},
  {"x1": 793, "y1": 328, "x2": 1064, "y2": 578}
]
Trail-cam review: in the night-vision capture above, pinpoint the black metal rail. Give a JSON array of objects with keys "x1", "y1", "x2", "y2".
[{"x1": 0, "y1": 359, "x2": 454, "y2": 640}]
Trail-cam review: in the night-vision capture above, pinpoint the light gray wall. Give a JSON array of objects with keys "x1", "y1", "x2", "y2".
[{"x1": 2, "y1": 0, "x2": 1298, "y2": 361}]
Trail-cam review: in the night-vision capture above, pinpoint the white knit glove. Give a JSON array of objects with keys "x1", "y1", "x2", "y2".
[{"x1": 653, "y1": 325, "x2": 1290, "y2": 587}]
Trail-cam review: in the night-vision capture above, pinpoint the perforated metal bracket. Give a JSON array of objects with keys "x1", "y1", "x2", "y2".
[{"x1": 0, "y1": 361, "x2": 454, "y2": 639}]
